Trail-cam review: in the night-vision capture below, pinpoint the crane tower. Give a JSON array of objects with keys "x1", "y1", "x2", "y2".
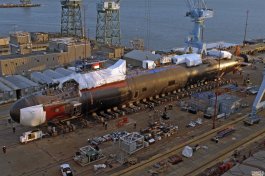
[
  {"x1": 96, "y1": 0, "x2": 121, "y2": 45},
  {"x1": 61, "y1": 0, "x2": 83, "y2": 37},
  {"x1": 185, "y1": 0, "x2": 213, "y2": 54}
]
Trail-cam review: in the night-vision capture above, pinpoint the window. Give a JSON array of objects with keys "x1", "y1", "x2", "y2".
[
  {"x1": 168, "y1": 80, "x2": 175, "y2": 86},
  {"x1": 142, "y1": 87, "x2": 147, "y2": 92}
]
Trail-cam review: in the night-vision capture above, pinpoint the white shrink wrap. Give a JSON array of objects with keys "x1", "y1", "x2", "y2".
[
  {"x1": 142, "y1": 60, "x2": 156, "y2": 69},
  {"x1": 207, "y1": 49, "x2": 232, "y2": 59},
  {"x1": 172, "y1": 55, "x2": 186, "y2": 65},
  {"x1": 56, "y1": 59, "x2": 126, "y2": 90},
  {"x1": 20, "y1": 104, "x2": 46, "y2": 127},
  {"x1": 185, "y1": 54, "x2": 202, "y2": 67},
  {"x1": 182, "y1": 146, "x2": 193, "y2": 158}
]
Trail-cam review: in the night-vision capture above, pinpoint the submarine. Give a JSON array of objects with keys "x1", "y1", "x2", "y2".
[{"x1": 9, "y1": 58, "x2": 239, "y2": 127}]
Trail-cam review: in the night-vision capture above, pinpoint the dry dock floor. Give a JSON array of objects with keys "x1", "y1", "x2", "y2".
[{"x1": 0, "y1": 59, "x2": 265, "y2": 176}]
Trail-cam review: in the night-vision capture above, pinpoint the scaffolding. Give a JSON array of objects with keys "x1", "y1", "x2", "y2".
[
  {"x1": 189, "y1": 91, "x2": 215, "y2": 112},
  {"x1": 96, "y1": 0, "x2": 121, "y2": 45},
  {"x1": 73, "y1": 145, "x2": 105, "y2": 166},
  {"x1": 190, "y1": 91, "x2": 242, "y2": 115},
  {"x1": 61, "y1": 0, "x2": 83, "y2": 37},
  {"x1": 119, "y1": 132, "x2": 144, "y2": 155}
]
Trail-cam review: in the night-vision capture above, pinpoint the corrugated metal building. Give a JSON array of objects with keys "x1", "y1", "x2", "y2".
[
  {"x1": 123, "y1": 50, "x2": 161, "y2": 67},
  {"x1": 30, "y1": 72, "x2": 54, "y2": 85},
  {"x1": 43, "y1": 69, "x2": 64, "y2": 79},
  {"x1": 0, "y1": 80, "x2": 16, "y2": 104},
  {"x1": 55, "y1": 67, "x2": 74, "y2": 76},
  {"x1": 2, "y1": 75, "x2": 39, "y2": 99}
]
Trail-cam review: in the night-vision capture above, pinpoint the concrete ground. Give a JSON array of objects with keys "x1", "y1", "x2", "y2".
[
  {"x1": 0, "y1": 58, "x2": 264, "y2": 176},
  {"x1": 128, "y1": 110, "x2": 265, "y2": 176},
  {"x1": 0, "y1": 102, "x2": 229, "y2": 176}
]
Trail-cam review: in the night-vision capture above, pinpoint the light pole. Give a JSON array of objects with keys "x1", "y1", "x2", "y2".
[
  {"x1": 212, "y1": 44, "x2": 222, "y2": 129},
  {"x1": 243, "y1": 10, "x2": 249, "y2": 46}
]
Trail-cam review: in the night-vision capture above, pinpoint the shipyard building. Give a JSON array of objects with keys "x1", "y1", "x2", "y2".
[
  {"x1": 0, "y1": 37, "x2": 10, "y2": 55},
  {"x1": 0, "y1": 32, "x2": 91, "y2": 76}
]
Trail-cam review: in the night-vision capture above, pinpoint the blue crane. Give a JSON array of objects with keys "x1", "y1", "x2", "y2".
[{"x1": 185, "y1": 0, "x2": 213, "y2": 54}]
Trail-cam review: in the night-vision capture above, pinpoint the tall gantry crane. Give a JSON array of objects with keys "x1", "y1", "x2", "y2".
[
  {"x1": 185, "y1": 0, "x2": 213, "y2": 54},
  {"x1": 61, "y1": 0, "x2": 83, "y2": 37},
  {"x1": 244, "y1": 70, "x2": 264, "y2": 125},
  {"x1": 96, "y1": 0, "x2": 121, "y2": 46}
]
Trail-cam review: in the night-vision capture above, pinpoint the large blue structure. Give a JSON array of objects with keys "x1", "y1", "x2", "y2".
[{"x1": 185, "y1": 0, "x2": 213, "y2": 54}]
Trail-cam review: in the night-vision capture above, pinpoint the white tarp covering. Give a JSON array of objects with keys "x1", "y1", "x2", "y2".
[
  {"x1": 56, "y1": 59, "x2": 126, "y2": 90},
  {"x1": 160, "y1": 56, "x2": 172, "y2": 64},
  {"x1": 142, "y1": 60, "x2": 156, "y2": 69},
  {"x1": 182, "y1": 146, "x2": 193, "y2": 158},
  {"x1": 207, "y1": 49, "x2": 232, "y2": 59},
  {"x1": 172, "y1": 55, "x2": 186, "y2": 65},
  {"x1": 20, "y1": 104, "x2": 46, "y2": 127},
  {"x1": 185, "y1": 54, "x2": 202, "y2": 67}
]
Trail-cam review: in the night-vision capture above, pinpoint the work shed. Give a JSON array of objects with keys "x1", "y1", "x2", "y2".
[
  {"x1": 124, "y1": 50, "x2": 161, "y2": 67},
  {"x1": 0, "y1": 80, "x2": 16, "y2": 104},
  {"x1": 1, "y1": 75, "x2": 39, "y2": 99},
  {"x1": 209, "y1": 94, "x2": 241, "y2": 115}
]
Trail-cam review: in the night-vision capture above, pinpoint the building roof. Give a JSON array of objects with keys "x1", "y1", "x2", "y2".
[
  {"x1": 55, "y1": 68, "x2": 74, "y2": 77},
  {"x1": 0, "y1": 77, "x2": 19, "y2": 90},
  {"x1": 124, "y1": 50, "x2": 161, "y2": 62},
  {"x1": 0, "y1": 81, "x2": 12, "y2": 92},
  {"x1": 222, "y1": 151, "x2": 265, "y2": 176},
  {"x1": 0, "y1": 50, "x2": 61, "y2": 60},
  {"x1": 15, "y1": 75, "x2": 38, "y2": 87},
  {"x1": 3, "y1": 75, "x2": 38, "y2": 89},
  {"x1": 30, "y1": 72, "x2": 54, "y2": 85},
  {"x1": 43, "y1": 69, "x2": 64, "y2": 79}
]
